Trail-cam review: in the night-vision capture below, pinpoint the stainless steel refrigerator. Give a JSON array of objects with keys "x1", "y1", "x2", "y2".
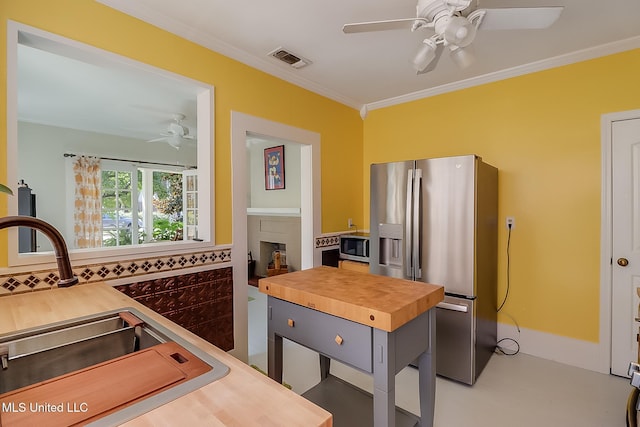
[{"x1": 370, "y1": 154, "x2": 498, "y2": 385}]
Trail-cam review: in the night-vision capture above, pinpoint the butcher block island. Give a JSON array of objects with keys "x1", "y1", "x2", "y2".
[
  {"x1": 0, "y1": 282, "x2": 332, "y2": 427},
  {"x1": 259, "y1": 266, "x2": 444, "y2": 427}
]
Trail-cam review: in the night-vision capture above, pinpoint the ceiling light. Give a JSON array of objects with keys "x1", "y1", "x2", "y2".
[
  {"x1": 444, "y1": 16, "x2": 476, "y2": 48},
  {"x1": 412, "y1": 39, "x2": 438, "y2": 73},
  {"x1": 167, "y1": 134, "x2": 182, "y2": 150},
  {"x1": 449, "y1": 46, "x2": 475, "y2": 69}
]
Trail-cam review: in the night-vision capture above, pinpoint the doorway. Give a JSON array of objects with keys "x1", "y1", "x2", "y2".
[
  {"x1": 246, "y1": 135, "x2": 303, "y2": 281},
  {"x1": 603, "y1": 110, "x2": 640, "y2": 376},
  {"x1": 230, "y1": 112, "x2": 320, "y2": 363}
]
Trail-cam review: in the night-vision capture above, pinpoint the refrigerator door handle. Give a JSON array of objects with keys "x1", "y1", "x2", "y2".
[
  {"x1": 436, "y1": 302, "x2": 469, "y2": 313},
  {"x1": 413, "y1": 168, "x2": 422, "y2": 279},
  {"x1": 405, "y1": 169, "x2": 414, "y2": 278}
]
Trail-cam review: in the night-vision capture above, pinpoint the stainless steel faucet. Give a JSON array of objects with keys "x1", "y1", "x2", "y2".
[{"x1": 0, "y1": 216, "x2": 78, "y2": 287}]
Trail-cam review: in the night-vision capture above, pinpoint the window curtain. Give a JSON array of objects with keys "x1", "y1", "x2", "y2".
[{"x1": 73, "y1": 156, "x2": 102, "y2": 248}]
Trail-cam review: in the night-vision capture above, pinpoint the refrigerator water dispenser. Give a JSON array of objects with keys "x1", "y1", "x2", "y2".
[{"x1": 378, "y1": 223, "x2": 403, "y2": 267}]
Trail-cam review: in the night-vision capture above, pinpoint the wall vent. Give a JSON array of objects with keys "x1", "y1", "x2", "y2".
[{"x1": 268, "y1": 47, "x2": 311, "y2": 69}]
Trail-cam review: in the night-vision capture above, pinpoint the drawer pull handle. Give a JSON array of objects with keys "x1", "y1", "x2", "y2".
[
  {"x1": 436, "y1": 302, "x2": 469, "y2": 313},
  {"x1": 335, "y1": 335, "x2": 343, "y2": 345},
  {"x1": 287, "y1": 318, "x2": 295, "y2": 327}
]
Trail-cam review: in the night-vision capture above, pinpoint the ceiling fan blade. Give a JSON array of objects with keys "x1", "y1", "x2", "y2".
[
  {"x1": 417, "y1": 43, "x2": 444, "y2": 75},
  {"x1": 477, "y1": 7, "x2": 564, "y2": 30},
  {"x1": 147, "y1": 137, "x2": 167, "y2": 143},
  {"x1": 343, "y1": 18, "x2": 427, "y2": 34}
]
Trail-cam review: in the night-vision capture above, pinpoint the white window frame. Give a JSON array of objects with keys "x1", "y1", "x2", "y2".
[
  {"x1": 100, "y1": 160, "x2": 139, "y2": 247},
  {"x1": 183, "y1": 169, "x2": 199, "y2": 241}
]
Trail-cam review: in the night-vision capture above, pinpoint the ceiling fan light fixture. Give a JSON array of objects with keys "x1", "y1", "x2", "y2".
[
  {"x1": 443, "y1": 16, "x2": 476, "y2": 47},
  {"x1": 343, "y1": 1, "x2": 562, "y2": 75},
  {"x1": 449, "y1": 46, "x2": 475, "y2": 69},
  {"x1": 412, "y1": 39, "x2": 438, "y2": 72},
  {"x1": 167, "y1": 134, "x2": 182, "y2": 150}
]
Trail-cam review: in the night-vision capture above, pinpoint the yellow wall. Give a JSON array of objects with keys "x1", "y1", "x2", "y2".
[
  {"x1": 363, "y1": 49, "x2": 640, "y2": 342},
  {"x1": 2, "y1": 0, "x2": 638, "y2": 345},
  {"x1": 0, "y1": 0, "x2": 364, "y2": 253}
]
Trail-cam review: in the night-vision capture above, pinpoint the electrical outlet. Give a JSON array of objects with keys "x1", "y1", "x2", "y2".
[
  {"x1": 348, "y1": 218, "x2": 353, "y2": 228},
  {"x1": 506, "y1": 217, "x2": 515, "y2": 230}
]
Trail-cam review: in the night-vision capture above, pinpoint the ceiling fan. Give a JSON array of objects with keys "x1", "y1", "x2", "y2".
[
  {"x1": 343, "y1": 0, "x2": 564, "y2": 74},
  {"x1": 147, "y1": 113, "x2": 196, "y2": 150}
]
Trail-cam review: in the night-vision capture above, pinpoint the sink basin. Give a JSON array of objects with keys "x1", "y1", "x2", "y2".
[{"x1": 0, "y1": 308, "x2": 229, "y2": 426}]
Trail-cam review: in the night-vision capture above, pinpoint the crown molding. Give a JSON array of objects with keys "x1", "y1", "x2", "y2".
[
  {"x1": 363, "y1": 35, "x2": 640, "y2": 113},
  {"x1": 97, "y1": 1, "x2": 640, "y2": 115}
]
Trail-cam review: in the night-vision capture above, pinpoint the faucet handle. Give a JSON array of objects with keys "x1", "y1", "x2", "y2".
[
  {"x1": 632, "y1": 371, "x2": 640, "y2": 389},
  {"x1": 630, "y1": 362, "x2": 640, "y2": 389}
]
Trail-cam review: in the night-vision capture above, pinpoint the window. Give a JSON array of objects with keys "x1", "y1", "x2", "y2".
[
  {"x1": 183, "y1": 170, "x2": 198, "y2": 240},
  {"x1": 100, "y1": 162, "x2": 139, "y2": 247},
  {"x1": 99, "y1": 161, "x2": 188, "y2": 248},
  {"x1": 150, "y1": 170, "x2": 187, "y2": 242}
]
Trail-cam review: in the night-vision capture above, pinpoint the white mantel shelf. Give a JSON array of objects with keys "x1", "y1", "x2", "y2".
[{"x1": 247, "y1": 208, "x2": 301, "y2": 217}]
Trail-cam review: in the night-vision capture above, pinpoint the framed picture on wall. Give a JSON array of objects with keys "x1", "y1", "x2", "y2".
[{"x1": 264, "y1": 145, "x2": 285, "y2": 190}]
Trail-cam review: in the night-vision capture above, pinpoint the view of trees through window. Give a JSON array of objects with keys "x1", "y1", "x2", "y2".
[
  {"x1": 101, "y1": 166, "x2": 184, "y2": 247},
  {"x1": 151, "y1": 171, "x2": 184, "y2": 242}
]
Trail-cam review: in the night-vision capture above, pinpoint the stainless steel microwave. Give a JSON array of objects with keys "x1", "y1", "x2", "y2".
[{"x1": 339, "y1": 234, "x2": 370, "y2": 262}]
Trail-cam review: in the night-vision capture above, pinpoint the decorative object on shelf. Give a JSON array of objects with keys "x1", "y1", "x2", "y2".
[
  {"x1": 267, "y1": 250, "x2": 288, "y2": 277},
  {"x1": 264, "y1": 145, "x2": 285, "y2": 190},
  {"x1": 274, "y1": 251, "x2": 281, "y2": 269}
]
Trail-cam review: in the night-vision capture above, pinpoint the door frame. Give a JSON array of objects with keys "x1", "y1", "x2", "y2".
[
  {"x1": 230, "y1": 111, "x2": 321, "y2": 362},
  {"x1": 601, "y1": 108, "x2": 640, "y2": 374}
]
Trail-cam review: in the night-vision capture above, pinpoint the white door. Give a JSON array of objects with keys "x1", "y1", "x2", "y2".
[{"x1": 611, "y1": 117, "x2": 640, "y2": 376}]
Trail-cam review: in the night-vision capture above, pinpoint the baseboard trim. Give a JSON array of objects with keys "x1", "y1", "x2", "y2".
[{"x1": 497, "y1": 322, "x2": 610, "y2": 374}]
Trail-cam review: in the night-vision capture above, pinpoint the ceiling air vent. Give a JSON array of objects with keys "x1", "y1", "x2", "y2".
[{"x1": 268, "y1": 47, "x2": 311, "y2": 69}]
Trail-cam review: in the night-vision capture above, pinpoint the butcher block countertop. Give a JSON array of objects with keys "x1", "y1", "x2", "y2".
[
  {"x1": 259, "y1": 266, "x2": 444, "y2": 332},
  {"x1": 0, "y1": 282, "x2": 332, "y2": 427}
]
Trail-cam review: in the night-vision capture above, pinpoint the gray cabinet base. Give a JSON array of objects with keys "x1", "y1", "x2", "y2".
[
  {"x1": 267, "y1": 296, "x2": 436, "y2": 427},
  {"x1": 302, "y1": 374, "x2": 419, "y2": 427}
]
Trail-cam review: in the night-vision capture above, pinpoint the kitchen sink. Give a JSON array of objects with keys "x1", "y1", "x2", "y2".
[{"x1": 0, "y1": 308, "x2": 230, "y2": 426}]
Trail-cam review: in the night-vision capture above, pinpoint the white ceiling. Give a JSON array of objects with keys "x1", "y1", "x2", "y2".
[
  {"x1": 95, "y1": 0, "x2": 640, "y2": 111},
  {"x1": 18, "y1": 44, "x2": 200, "y2": 141},
  {"x1": 17, "y1": 29, "x2": 203, "y2": 143},
  {"x1": 16, "y1": 0, "x2": 640, "y2": 142}
]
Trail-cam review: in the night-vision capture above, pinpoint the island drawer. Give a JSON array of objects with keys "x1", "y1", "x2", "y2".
[{"x1": 268, "y1": 297, "x2": 372, "y2": 372}]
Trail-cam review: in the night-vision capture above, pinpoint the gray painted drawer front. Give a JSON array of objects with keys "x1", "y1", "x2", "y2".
[{"x1": 269, "y1": 297, "x2": 373, "y2": 372}]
